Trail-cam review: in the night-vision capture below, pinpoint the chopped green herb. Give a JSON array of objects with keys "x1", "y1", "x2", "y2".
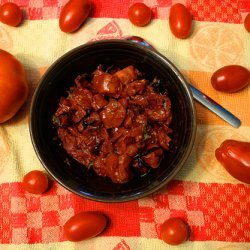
[
  {"x1": 67, "y1": 90, "x2": 73, "y2": 98},
  {"x1": 150, "y1": 77, "x2": 160, "y2": 88},
  {"x1": 143, "y1": 132, "x2": 150, "y2": 140},
  {"x1": 143, "y1": 125, "x2": 150, "y2": 141},
  {"x1": 52, "y1": 115, "x2": 59, "y2": 125},
  {"x1": 64, "y1": 158, "x2": 71, "y2": 166},
  {"x1": 87, "y1": 161, "x2": 93, "y2": 169},
  {"x1": 163, "y1": 100, "x2": 167, "y2": 109}
]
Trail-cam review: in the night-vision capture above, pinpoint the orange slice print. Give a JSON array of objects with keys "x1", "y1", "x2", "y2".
[
  {"x1": 195, "y1": 127, "x2": 246, "y2": 182},
  {"x1": 190, "y1": 25, "x2": 243, "y2": 70}
]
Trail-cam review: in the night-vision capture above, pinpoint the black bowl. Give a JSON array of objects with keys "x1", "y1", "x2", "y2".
[{"x1": 30, "y1": 39, "x2": 196, "y2": 202}]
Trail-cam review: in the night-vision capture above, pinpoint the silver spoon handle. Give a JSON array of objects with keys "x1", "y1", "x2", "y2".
[{"x1": 189, "y1": 84, "x2": 241, "y2": 128}]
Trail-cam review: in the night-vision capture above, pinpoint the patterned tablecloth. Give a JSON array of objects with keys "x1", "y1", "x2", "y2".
[{"x1": 0, "y1": 0, "x2": 250, "y2": 249}]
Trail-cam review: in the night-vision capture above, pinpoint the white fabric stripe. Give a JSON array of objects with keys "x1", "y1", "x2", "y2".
[
  {"x1": 1, "y1": 18, "x2": 249, "y2": 72},
  {"x1": 0, "y1": 237, "x2": 250, "y2": 249}
]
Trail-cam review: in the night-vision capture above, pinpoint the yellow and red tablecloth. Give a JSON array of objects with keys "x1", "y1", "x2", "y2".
[{"x1": 0, "y1": 0, "x2": 250, "y2": 249}]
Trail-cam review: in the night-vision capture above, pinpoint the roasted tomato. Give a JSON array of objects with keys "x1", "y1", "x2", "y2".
[
  {"x1": 146, "y1": 93, "x2": 171, "y2": 122},
  {"x1": 59, "y1": 0, "x2": 91, "y2": 33},
  {"x1": 244, "y1": 13, "x2": 250, "y2": 33},
  {"x1": 106, "y1": 153, "x2": 132, "y2": 183},
  {"x1": 211, "y1": 65, "x2": 250, "y2": 93},
  {"x1": 114, "y1": 65, "x2": 138, "y2": 85},
  {"x1": 99, "y1": 99, "x2": 126, "y2": 128},
  {"x1": 160, "y1": 218, "x2": 190, "y2": 245},
  {"x1": 125, "y1": 79, "x2": 147, "y2": 96},
  {"x1": 53, "y1": 65, "x2": 173, "y2": 183},
  {"x1": 0, "y1": 49, "x2": 28, "y2": 123},
  {"x1": 158, "y1": 127, "x2": 171, "y2": 150},
  {"x1": 0, "y1": 3, "x2": 22, "y2": 27},
  {"x1": 215, "y1": 140, "x2": 250, "y2": 184},
  {"x1": 92, "y1": 72, "x2": 122, "y2": 97},
  {"x1": 169, "y1": 4, "x2": 192, "y2": 39},
  {"x1": 142, "y1": 148, "x2": 163, "y2": 168},
  {"x1": 92, "y1": 94, "x2": 108, "y2": 110},
  {"x1": 64, "y1": 212, "x2": 108, "y2": 242},
  {"x1": 22, "y1": 170, "x2": 49, "y2": 194},
  {"x1": 128, "y1": 3, "x2": 152, "y2": 27}
]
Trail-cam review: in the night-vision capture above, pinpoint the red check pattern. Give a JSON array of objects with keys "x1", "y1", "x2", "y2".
[
  {"x1": 187, "y1": 0, "x2": 239, "y2": 23},
  {"x1": 0, "y1": 0, "x2": 249, "y2": 22},
  {"x1": 140, "y1": 181, "x2": 250, "y2": 241},
  {"x1": 1, "y1": 180, "x2": 250, "y2": 244}
]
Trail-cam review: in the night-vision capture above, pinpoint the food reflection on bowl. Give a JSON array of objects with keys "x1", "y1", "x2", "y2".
[{"x1": 30, "y1": 39, "x2": 196, "y2": 202}]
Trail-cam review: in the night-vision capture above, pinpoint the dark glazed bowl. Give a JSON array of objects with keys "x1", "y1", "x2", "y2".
[{"x1": 30, "y1": 39, "x2": 196, "y2": 202}]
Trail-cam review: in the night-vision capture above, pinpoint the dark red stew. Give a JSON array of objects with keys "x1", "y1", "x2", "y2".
[{"x1": 53, "y1": 65, "x2": 172, "y2": 183}]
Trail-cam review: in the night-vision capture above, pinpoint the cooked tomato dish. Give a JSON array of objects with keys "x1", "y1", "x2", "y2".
[{"x1": 53, "y1": 65, "x2": 172, "y2": 183}]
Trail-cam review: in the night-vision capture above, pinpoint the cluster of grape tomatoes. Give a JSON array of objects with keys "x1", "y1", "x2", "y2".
[{"x1": 0, "y1": 1, "x2": 250, "y2": 34}]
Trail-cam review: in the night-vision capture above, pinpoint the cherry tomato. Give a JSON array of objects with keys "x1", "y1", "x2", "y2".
[
  {"x1": 22, "y1": 170, "x2": 49, "y2": 194},
  {"x1": 211, "y1": 65, "x2": 250, "y2": 93},
  {"x1": 215, "y1": 140, "x2": 250, "y2": 184},
  {"x1": 160, "y1": 218, "x2": 190, "y2": 245},
  {"x1": 0, "y1": 49, "x2": 28, "y2": 123},
  {"x1": 128, "y1": 3, "x2": 152, "y2": 27},
  {"x1": 244, "y1": 13, "x2": 250, "y2": 33},
  {"x1": 59, "y1": 0, "x2": 91, "y2": 33},
  {"x1": 169, "y1": 4, "x2": 192, "y2": 39},
  {"x1": 64, "y1": 212, "x2": 108, "y2": 242},
  {"x1": 0, "y1": 3, "x2": 22, "y2": 27}
]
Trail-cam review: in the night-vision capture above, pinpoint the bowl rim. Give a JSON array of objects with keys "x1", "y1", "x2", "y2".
[{"x1": 29, "y1": 39, "x2": 197, "y2": 202}]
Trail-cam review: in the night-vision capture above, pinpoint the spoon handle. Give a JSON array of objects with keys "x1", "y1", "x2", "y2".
[{"x1": 189, "y1": 84, "x2": 241, "y2": 128}]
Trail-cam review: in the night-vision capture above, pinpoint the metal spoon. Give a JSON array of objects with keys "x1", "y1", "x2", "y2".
[{"x1": 125, "y1": 36, "x2": 241, "y2": 128}]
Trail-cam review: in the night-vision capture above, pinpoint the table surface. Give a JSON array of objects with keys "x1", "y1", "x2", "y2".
[{"x1": 0, "y1": 0, "x2": 250, "y2": 249}]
